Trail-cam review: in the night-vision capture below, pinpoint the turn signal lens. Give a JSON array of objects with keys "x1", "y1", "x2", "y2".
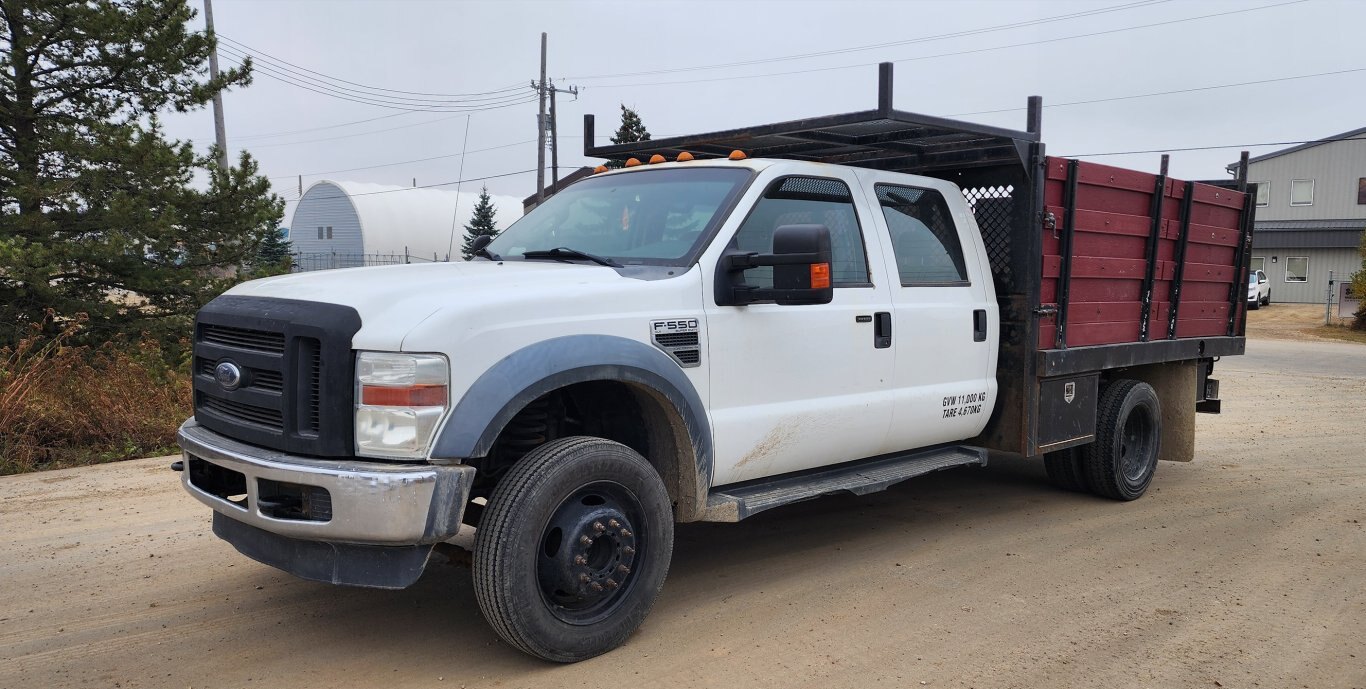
[
  {"x1": 624, "y1": 157, "x2": 642, "y2": 167},
  {"x1": 810, "y1": 263, "x2": 831, "y2": 289},
  {"x1": 361, "y1": 384, "x2": 447, "y2": 407},
  {"x1": 728, "y1": 150, "x2": 748, "y2": 160},
  {"x1": 594, "y1": 165, "x2": 608, "y2": 173},
  {"x1": 648, "y1": 154, "x2": 666, "y2": 164},
  {"x1": 677, "y1": 152, "x2": 694, "y2": 162}
]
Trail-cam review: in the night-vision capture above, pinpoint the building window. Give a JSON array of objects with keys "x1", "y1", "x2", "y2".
[
  {"x1": 1289, "y1": 179, "x2": 1314, "y2": 206},
  {"x1": 1285, "y1": 256, "x2": 1308, "y2": 283},
  {"x1": 326, "y1": 226, "x2": 334, "y2": 239},
  {"x1": 317, "y1": 226, "x2": 324, "y2": 240},
  {"x1": 1254, "y1": 182, "x2": 1269, "y2": 207},
  {"x1": 1358, "y1": 178, "x2": 1366, "y2": 205},
  {"x1": 1250, "y1": 256, "x2": 1265, "y2": 273}
]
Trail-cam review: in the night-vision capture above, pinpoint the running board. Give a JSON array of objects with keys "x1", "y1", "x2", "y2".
[{"x1": 701, "y1": 446, "x2": 987, "y2": 522}]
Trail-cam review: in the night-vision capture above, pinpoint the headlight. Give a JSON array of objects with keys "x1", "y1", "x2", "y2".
[{"x1": 354, "y1": 352, "x2": 449, "y2": 459}]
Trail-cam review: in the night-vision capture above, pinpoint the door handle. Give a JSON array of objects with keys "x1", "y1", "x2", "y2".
[
  {"x1": 973, "y1": 309, "x2": 987, "y2": 342},
  {"x1": 874, "y1": 312, "x2": 892, "y2": 349}
]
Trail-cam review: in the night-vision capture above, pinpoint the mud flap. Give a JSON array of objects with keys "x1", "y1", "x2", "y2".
[{"x1": 213, "y1": 513, "x2": 433, "y2": 589}]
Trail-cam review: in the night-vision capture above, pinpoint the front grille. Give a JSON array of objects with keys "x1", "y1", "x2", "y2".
[
  {"x1": 192, "y1": 296, "x2": 360, "y2": 457},
  {"x1": 199, "y1": 395, "x2": 284, "y2": 431},
  {"x1": 200, "y1": 324, "x2": 285, "y2": 353}
]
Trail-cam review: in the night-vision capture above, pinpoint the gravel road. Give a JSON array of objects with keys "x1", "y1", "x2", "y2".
[{"x1": 2, "y1": 337, "x2": 1363, "y2": 689}]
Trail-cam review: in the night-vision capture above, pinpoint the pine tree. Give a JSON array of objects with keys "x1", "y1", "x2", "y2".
[
  {"x1": 605, "y1": 104, "x2": 651, "y2": 169},
  {"x1": 0, "y1": 0, "x2": 283, "y2": 348},
  {"x1": 253, "y1": 227, "x2": 293, "y2": 275},
  {"x1": 461, "y1": 186, "x2": 499, "y2": 259},
  {"x1": 1350, "y1": 228, "x2": 1366, "y2": 331}
]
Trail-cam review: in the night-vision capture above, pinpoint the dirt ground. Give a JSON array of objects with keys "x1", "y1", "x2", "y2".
[
  {"x1": 2, "y1": 337, "x2": 1364, "y2": 689},
  {"x1": 1245, "y1": 301, "x2": 1362, "y2": 342}
]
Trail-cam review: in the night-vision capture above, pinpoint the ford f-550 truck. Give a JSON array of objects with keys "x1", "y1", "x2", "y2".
[{"x1": 175, "y1": 64, "x2": 1253, "y2": 662}]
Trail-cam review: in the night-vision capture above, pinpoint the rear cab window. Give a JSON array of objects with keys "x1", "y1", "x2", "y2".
[{"x1": 874, "y1": 184, "x2": 969, "y2": 286}]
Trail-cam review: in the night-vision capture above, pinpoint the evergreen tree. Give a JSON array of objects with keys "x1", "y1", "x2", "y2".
[
  {"x1": 252, "y1": 227, "x2": 292, "y2": 275},
  {"x1": 1350, "y1": 228, "x2": 1366, "y2": 331},
  {"x1": 605, "y1": 104, "x2": 651, "y2": 169},
  {"x1": 0, "y1": 0, "x2": 283, "y2": 348},
  {"x1": 461, "y1": 186, "x2": 498, "y2": 259}
]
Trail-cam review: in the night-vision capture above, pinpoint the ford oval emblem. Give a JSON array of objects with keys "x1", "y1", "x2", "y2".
[{"x1": 214, "y1": 361, "x2": 243, "y2": 391}]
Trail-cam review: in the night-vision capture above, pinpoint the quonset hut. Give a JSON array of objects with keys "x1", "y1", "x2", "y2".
[{"x1": 289, "y1": 180, "x2": 523, "y2": 271}]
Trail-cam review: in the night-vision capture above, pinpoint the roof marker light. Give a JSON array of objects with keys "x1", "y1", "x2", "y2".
[
  {"x1": 624, "y1": 158, "x2": 642, "y2": 167},
  {"x1": 648, "y1": 154, "x2": 666, "y2": 164},
  {"x1": 728, "y1": 150, "x2": 748, "y2": 161},
  {"x1": 594, "y1": 165, "x2": 608, "y2": 173},
  {"x1": 677, "y1": 152, "x2": 695, "y2": 162}
]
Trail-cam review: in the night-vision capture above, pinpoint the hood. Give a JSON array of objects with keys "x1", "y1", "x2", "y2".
[{"x1": 226, "y1": 260, "x2": 624, "y2": 351}]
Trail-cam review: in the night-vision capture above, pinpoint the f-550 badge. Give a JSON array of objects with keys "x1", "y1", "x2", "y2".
[{"x1": 650, "y1": 319, "x2": 702, "y2": 368}]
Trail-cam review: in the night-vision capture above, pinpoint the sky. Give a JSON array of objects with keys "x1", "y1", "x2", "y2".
[{"x1": 159, "y1": 0, "x2": 1366, "y2": 224}]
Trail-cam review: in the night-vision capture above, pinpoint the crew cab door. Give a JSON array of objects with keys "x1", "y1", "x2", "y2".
[
  {"x1": 703, "y1": 169, "x2": 895, "y2": 486},
  {"x1": 858, "y1": 171, "x2": 998, "y2": 450}
]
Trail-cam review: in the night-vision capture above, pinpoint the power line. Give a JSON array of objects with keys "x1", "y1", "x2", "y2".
[
  {"x1": 268, "y1": 139, "x2": 538, "y2": 179},
  {"x1": 566, "y1": 0, "x2": 1171, "y2": 80},
  {"x1": 584, "y1": 0, "x2": 1307, "y2": 89},
  {"x1": 948, "y1": 66, "x2": 1366, "y2": 118},
  {"x1": 220, "y1": 48, "x2": 539, "y2": 112},
  {"x1": 218, "y1": 34, "x2": 525, "y2": 99},
  {"x1": 236, "y1": 111, "x2": 419, "y2": 141},
  {"x1": 1063, "y1": 136, "x2": 1366, "y2": 158},
  {"x1": 303, "y1": 169, "x2": 538, "y2": 200}
]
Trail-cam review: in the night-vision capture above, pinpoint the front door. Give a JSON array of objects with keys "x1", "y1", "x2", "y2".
[{"x1": 704, "y1": 171, "x2": 895, "y2": 486}]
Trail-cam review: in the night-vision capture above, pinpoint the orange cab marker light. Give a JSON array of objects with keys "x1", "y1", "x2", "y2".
[
  {"x1": 594, "y1": 165, "x2": 608, "y2": 173},
  {"x1": 624, "y1": 157, "x2": 642, "y2": 167},
  {"x1": 362, "y1": 384, "x2": 448, "y2": 407},
  {"x1": 677, "y1": 152, "x2": 695, "y2": 162},
  {"x1": 810, "y1": 263, "x2": 831, "y2": 290},
  {"x1": 729, "y1": 150, "x2": 747, "y2": 160},
  {"x1": 648, "y1": 154, "x2": 666, "y2": 164}
]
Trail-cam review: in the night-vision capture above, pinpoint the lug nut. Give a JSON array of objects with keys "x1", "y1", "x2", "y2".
[
  {"x1": 617, "y1": 564, "x2": 631, "y2": 574},
  {"x1": 623, "y1": 546, "x2": 635, "y2": 556},
  {"x1": 573, "y1": 555, "x2": 587, "y2": 565},
  {"x1": 619, "y1": 529, "x2": 632, "y2": 538},
  {"x1": 578, "y1": 573, "x2": 590, "y2": 583},
  {"x1": 605, "y1": 579, "x2": 619, "y2": 589},
  {"x1": 579, "y1": 535, "x2": 593, "y2": 546},
  {"x1": 608, "y1": 519, "x2": 621, "y2": 528},
  {"x1": 590, "y1": 582, "x2": 604, "y2": 592}
]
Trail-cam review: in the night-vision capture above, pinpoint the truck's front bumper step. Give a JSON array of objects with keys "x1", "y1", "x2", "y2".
[{"x1": 213, "y1": 513, "x2": 433, "y2": 589}]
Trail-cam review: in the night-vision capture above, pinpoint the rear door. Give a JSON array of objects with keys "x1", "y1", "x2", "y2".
[
  {"x1": 858, "y1": 171, "x2": 998, "y2": 451},
  {"x1": 703, "y1": 167, "x2": 895, "y2": 486}
]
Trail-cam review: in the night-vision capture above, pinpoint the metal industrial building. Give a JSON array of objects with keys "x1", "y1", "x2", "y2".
[
  {"x1": 289, "y1": 180, "x2": 522, "y2": 271},
  {"x1": 1235, "y1": 128, "x2": 1366, "y2": 303}
]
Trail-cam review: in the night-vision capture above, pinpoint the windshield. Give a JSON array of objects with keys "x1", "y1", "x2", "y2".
[{"x1": 487, "y1": 167, "x2": 751, "y2": 266}]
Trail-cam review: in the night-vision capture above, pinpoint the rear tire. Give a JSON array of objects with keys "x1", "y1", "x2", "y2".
[
  {"x1": 1082, "y1": 379, "x2": 1161, "y2": 501},
  {"x1": 473, "y1": 436, "x2": 674, "y2": 662},
  {"x1": 1043, "y1": 446, "x2": 1087, "y2": 492},
  {"x1": 1249, "y1": 298, "x2": 1260, "y2": 311},
  {"x1": 1263, "y1": 291, "x2": 1270, "y2": 306}
]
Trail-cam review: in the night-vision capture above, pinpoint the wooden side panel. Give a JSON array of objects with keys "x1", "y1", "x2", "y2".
[{"x1": 1039, "y1": 157, "x2": 1248, "y2": 350}]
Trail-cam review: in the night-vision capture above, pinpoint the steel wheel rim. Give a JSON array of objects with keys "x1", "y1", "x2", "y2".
[
  {"x1": 1119, "y1": 404, "x2": 1156, "y2": 484},
  {"x1": 536, "y1": 480, "x2": 645, "y2": 625}
]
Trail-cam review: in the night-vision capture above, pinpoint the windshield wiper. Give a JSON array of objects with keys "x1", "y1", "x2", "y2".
[{"x1": 521, "y1": 247, "x2": 622, "y2": 268}]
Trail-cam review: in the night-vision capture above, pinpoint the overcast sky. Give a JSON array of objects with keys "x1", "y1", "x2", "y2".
[{"x1": 160, "y1": 0, "x2": 1366, "y2": 223}]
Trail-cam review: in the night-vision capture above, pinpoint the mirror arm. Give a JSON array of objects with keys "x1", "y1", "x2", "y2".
[{"x1": 725, "y1": 252, "x2": 826, "y2": 270}]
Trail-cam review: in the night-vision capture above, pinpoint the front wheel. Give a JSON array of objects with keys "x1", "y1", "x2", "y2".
[
  {"x1": 473, "y1": 437, "x2": 674, "y2": 662},
  {"x1": 1082, "y1": 379, "x2": 1161, "y2": 501}
]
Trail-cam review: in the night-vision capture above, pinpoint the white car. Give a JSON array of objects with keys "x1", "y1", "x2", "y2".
[{"x1": 1248, "y1": 269, "x2": 1270, "y2": 309}]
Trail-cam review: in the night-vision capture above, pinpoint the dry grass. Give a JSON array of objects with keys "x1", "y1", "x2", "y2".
[
  {"x1": 0, "y1": 317, "x2": 190, "y2": 475},
  {"x1": 1310, "y1": 324, "x2": 1366, "y2": 344}
]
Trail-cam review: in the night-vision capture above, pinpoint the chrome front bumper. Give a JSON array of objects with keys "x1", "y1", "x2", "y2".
[{"x1": 177, "y1": 419, "x2": 474, "y2": 545}]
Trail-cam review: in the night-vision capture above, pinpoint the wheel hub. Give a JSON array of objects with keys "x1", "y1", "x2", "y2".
[{"x1": 538, "y1": 487, "x2": 640, "y2": 619}]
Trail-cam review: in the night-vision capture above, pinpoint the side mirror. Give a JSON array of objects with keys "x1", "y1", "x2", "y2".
[{"x1": 715, "y1": 224, "x2": 834, "y2": 306}]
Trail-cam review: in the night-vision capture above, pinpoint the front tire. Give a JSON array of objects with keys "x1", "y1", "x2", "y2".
[
  {"x1": 473, "y1": 437, "x2": 674, "y2": 662},
  {"x1": 1082, "y1": 380, "x2": 1161, "y2": 501}
]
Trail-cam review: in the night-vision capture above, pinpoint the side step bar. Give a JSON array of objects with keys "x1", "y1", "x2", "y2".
[{"x1": 701, "y1": 445, "x2": 987, "y2": 522}]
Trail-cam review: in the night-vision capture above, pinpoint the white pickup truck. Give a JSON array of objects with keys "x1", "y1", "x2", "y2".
[{"x1": 176, "y1": 64, "x2": 1253, "y2": 662}]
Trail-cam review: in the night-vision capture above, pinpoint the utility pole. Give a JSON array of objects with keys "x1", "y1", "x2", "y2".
[
  {"x1": 204, "y1": 0, "x2": 228, "y2": 170},
  {"x1": 536, "y1": 32, "x2": 547, "y2": 202},
  {"x1": 548, "y1": 80, "x2": 579, "y2": 190}
]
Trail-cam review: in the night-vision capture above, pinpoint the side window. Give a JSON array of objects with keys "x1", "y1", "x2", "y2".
[
  {"x1": 875, "y1": 184, "x2": 968, "y2": 285},
  {"x1": 1250, "y1": 256, "x2": 1265, "y2": 274},
  {"x1": 732, "y1": 176, "x2": 869, "y2": 288}
]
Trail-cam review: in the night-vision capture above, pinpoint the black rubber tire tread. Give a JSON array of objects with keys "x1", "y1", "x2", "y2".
[
  {"x1": 1082, "y1": 379, "x2": 1161, "y2": 501},
  {"x1": 1249, "y1": 298, "x2": 1260, "y2": 310},
  {"x1": 1043, "y1": 446, "x2": 1087, "y2": 492},
  {"x1": 472, "y1": 436, "x2": 673, "y2": 663}
]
